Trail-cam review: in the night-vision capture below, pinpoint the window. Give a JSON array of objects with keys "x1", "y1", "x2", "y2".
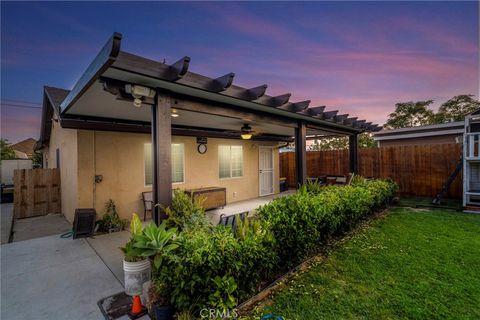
[
  {"x1": 219, "y1": 145, "x2": 243, "y2": 178},
  {"x1": 144, "y1": 143, "x2": 184, "y2": 185}
]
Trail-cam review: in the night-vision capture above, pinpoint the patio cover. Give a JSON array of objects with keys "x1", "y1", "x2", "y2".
[{"x1": 41, "y1": 32, "x2": 381, "y2": 223}]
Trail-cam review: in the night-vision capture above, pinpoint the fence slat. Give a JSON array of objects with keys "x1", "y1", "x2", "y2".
[
  {"x1": 280, "y1": 143, "x2": 463, "y2": 198},
  {"x1": 13, "y1": 168, "x2": 61, "y2": 218}
]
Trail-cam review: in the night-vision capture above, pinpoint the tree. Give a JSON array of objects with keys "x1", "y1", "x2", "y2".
[
  {"x1": 359, "y1": 133, "x2": 377, "y2": 148},
  {"x1": 32, "y1": 150, "x2": 43, "y2": 167},
  {"x1": 384, "y1": 100, "x2": 435, "y2": 129},
  {"x1": 0, "y1": 139, "x2": 15, "y2": 160},
  {"x1": 435, "y1": 94, "x2": 480, "y2": 123},
  {"x1": 309, "y1": 133, "x2": 377, "y2": 151}
]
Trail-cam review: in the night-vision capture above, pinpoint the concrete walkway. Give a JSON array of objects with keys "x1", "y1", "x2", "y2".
[
  {"x1": 12, "y1": 213, "x2": 71, "y2": 242},
  {"x1": 1, "y1": 203, "x2": 14, "y2": 244},
  {"x1": 206, "y1": 190, "x2": 295, "y2": 223},
  {"x1": 1, "y1": 235, "x2": 124, "y2": 320},
  {"x1": 87, "y1": 231, "x2": 130, "y2": 285}
]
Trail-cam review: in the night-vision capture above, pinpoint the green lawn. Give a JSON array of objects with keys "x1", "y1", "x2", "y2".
[{"x1": 253, "y1": 207, "x2": 480, "y2": 320}]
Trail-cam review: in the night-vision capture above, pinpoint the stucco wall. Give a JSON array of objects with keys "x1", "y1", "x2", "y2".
[
  {"x1": 47, "y1": 121, "x2": 78, "y2": 222},
  {"x1": 76, "y1": 130, "x2": 280, "y2": 220}
]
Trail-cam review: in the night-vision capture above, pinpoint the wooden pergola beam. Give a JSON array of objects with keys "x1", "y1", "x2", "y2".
[
  {"x1": 343, "y1": 117, "x2": 358, "y2": 125},
  {"x1": 353, "y1": 120, "x2": 366, "y2": 128},
  {"x1": 334, "y1": 114, "x2": 349, "y2": 123},
  {"x1": 278, "y1": 100, "x2": 310, "y2": 112},
  {"x1": 208, "y1": 73, "x2": 235, "y2": 92},
  {"x1": 166, "y1": 56, "x2": 190, "y2": 81},
  {"x1": 300, "y1": 106, "x2": 325, "y2": 117},
  {"x1": 320, "y1": 110, "x2": 338, "y2": 120},
  {"x1": 246, "y1": 84, "x2": 268, "y2": 100},
  {"x1": 264, "y1": 93, "x2": 291, "y2": 107},
  {"x1": 360, "y1": 121, "x2": 372, "y2": 129}
]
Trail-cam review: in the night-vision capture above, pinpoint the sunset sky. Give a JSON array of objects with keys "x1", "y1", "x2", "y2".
[{"x1": 1, "y1": 1, "x2": 478, "y2": 143}]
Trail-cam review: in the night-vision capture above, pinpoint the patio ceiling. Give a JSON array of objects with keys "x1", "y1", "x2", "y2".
[{"x1": 59, "y1": 33, "x2": 381, "y2": 138}]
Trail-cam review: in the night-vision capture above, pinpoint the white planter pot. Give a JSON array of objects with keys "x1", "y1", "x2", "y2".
[{"x1": 123, "y1": 259, "x2": 151, "y2": 296}]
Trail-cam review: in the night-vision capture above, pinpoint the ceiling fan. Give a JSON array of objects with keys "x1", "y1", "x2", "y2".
[{"x1": 225, "y1": 123, "x2": 262, "y2": 140}]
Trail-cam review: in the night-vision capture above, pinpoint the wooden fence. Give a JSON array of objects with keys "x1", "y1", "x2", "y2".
[
  {"x1": 280, "y1": 143, "x2": 463, "y2": 199},
  {"x1": 14, "y1": 168, "x2": 61, "y2": 218}
]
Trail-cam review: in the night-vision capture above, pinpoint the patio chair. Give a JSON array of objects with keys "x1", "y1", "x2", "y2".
[
  {"x1": 218, "y1": 211, "x2": 249, "y2": 231},
  {"x1": 141, "y1": 191, "x2": 153, "y2": 221}
]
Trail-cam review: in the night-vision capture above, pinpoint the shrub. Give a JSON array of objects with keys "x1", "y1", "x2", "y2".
[
  {"x1": 147, "y1": 179, "x2": 397, "y2": 313},
  {"x1": 257, "y1": 179, "x2": 397, "y2": 268},
  {"x1": 155, "y1": 221, "x2": 277, "y2": 311},
  {"x1": 97, "y1": 199, "x2": 128, "y2": 233},
  {"x1": 164, "y1": 189, "x2": 207, "y2": 229}
]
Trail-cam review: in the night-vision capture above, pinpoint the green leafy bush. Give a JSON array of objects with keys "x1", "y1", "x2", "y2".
[
  {"x1": 143, "y1": 179, "x2": 397, "y2": 313},
  {"x1": 257, "y1": 179, "x2": 397, "y2": 268},
  {"x1": 164, "y1": 189, "x2": 207, "y2": 229},
  {"x1": 97, "y1": 199, "x2": 128, "y2": 233},
  {"x1": 155, "y1": 221, "x2": 277, "y2": 311}
]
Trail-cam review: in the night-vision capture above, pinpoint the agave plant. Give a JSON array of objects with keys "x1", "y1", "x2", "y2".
[
  {"x1": 133, "y1": 221, "x2": 178, "y2": 269},
  {"x1": 120, "y1": 213, "x2": 144, "y2": 262}
]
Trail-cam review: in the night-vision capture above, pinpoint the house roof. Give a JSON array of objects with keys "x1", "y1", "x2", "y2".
[
  {"x1": 57, "y1": 32, "x2": 381, "y2": 135},
  {"x1": 11, "y1": 138, "x2": 37, "y2": 157},
  {"x1": 36, "y1": 86, "x2": 70, "y2": 150},
  {"x1": 373, "y1": 121, "x2": 464, "y2": 141},
  {"x1": 45, "y1": 86, "x2": 70, "y2": 115}
]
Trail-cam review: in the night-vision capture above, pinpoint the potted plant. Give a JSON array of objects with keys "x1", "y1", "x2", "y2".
[
  {"x1": 132, "y1": 221, "x2": 178, "y2": 320},
  {"x1": 148, "y1": 280, "x2": 175, "y2": 320},
  {"x1": 121, "y1": 213, "x2": 151, "y2": 297}
]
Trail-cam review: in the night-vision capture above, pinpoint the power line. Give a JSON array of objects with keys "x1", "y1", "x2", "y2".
[
  {"x1": 2, "y1": 99, "x2": 42, "y2": 106},
  {"x1": 1, "y1": 103, "x2": 42, "y2": 110},
  {"x1": 1, "y1": 98, "x2": 42, "y2": 111}
]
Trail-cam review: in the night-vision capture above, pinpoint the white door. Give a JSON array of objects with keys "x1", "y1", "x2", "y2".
[{"x1": 259, "y1": 147, "x2": 274, "y2": 196}]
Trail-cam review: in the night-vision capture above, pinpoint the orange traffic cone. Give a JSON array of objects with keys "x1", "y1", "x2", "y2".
[{"x1": 128, "y1": 295, "x2": 147, "y2": 319}]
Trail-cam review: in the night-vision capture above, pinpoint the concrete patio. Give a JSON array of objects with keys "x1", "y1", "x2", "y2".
[
  {"x1": 206, "y1": 190, "x2": 295, "y2": 223},
  {"x1": 12, "y1": 213, "x2": 71, "y2": 242},
  {"x1": 1, "y1": 235, "x2": 124, "y2": 320}
]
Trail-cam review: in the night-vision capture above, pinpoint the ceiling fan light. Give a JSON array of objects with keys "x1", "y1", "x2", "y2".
[{"x1": 241, "y1": 133, "x2": 252, "y2": 140}]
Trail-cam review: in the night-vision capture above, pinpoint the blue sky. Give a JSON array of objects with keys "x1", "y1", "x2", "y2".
[{"x1": 1, "y1": 1, "x2": 478, "y2": 142}]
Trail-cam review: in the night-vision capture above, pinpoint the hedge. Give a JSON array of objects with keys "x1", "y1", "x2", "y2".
[
  {"x1": 154, "y1": 179, "x2": 398, "y2": 312},
  {"x1": 257, "y1": 179, "x2": 398, "y2": 268}
]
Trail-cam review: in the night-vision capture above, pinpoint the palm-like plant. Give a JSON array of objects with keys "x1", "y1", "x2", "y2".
[{"x1": 133, "y1": 222, "x2": 178, "y2": 269}]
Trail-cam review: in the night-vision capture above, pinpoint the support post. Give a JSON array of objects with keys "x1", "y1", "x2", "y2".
[
  {"x1": 295, "y1": 121, "x2": 307, "y2": 186},
  {"x1": 151, "y1": 91, "x2": 172, "y2": 224},
  {"x1": 349, "y1": 133, "x2": 359, "y2": 174}
]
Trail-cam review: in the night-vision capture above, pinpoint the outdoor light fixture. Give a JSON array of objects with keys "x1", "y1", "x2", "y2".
[
  {"x1": 240, "y1": 123, "x2": 253, "y2": 140},
  {"x1": 171, "y1": 109, "x2": 180, "y2": 118},
  {"x1": 125, "y1": 84, "x2": 155, "y2": 108}
]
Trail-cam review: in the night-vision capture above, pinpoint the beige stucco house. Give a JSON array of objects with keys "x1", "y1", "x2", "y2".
[
  {"x1": 40, "y1": 103, "x2": 280, "y2": 222},
  {"x1": 36, "y1": 33, "x2": 380, "y2": 223}
]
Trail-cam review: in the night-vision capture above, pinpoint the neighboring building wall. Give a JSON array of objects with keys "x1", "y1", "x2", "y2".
[
  {"x1": 47, "y1": 121, "x2": 78, "y2": 222},
  {"x1": 0, "y1": 159, "x2": 33, "y2": 185},
  {"x1": 76, "y1": 130, "x2": 280, "y2": 220},
  {"x1": 378, "y1": 134, "x2": 461, "y2": 147}
]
